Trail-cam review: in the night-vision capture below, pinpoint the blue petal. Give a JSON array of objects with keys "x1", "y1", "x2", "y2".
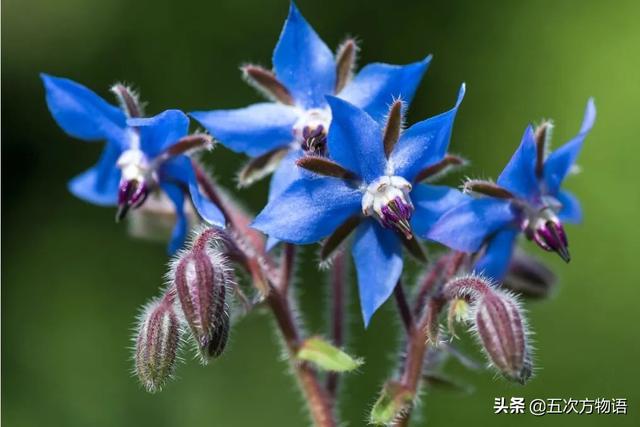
[
  {"x1": 352, "y1": 220, "x2": 403, "y2": 327},
  {"x1": 265, "y1": 236, "x2": 281, "y2": 252},
  {"x1": 428, "y1": 198, "x2": 517, "y2": 252},
  {"x1": 67, "y1": 141, "x2": 122, "y2": 206},
  {"x1": 41, "y1": 74, "x2": 127, "y2": 146},
  {"x1": 268, "y1": 149, "x2": 302, "y2": 202},
  {"x1": 160, "y1": 156, "x2": 226, "y2": 227},
  {"x1": 252, "y1": 176, "x2": 361, "y2": 244},
  {"x1": 473, "y1": 228, "x2": 519, "y2": 281},
  {"x1": 272, "y1": 2, "x2": 336, "y2": 108},
  {"x1": 556, "y1": 190, "x2": 583, "y2": 223},
  {"x1": 390, "y1": 84, "x2": 465, "y2": 182},
  {"x1": 190, "y1": 103, "x2": 299, "y2": 157},
  {"x1": 160, "y1": 182, "x2": 188, "y2": 254},
  {"x1": 339, "y1": 56, "x2": 432, "y2": 122},
  {"x1": 262, "y1": 148, "x2": 326, "y2": 249},
  {"x1": 325, "y1": 96, "x2": 385, "y2": 182},
  {"x1": 496, "y1": 126, "x2": 538, "y2": 199},
  {"x1": 411, "y1": 184, "x2": 468, "y2": 238},
  {"x1": 543, "y1": 98, "x2": 596, "y2": 194},
  {"x1": 128, "y1": 110, "x2": 190, "y2": 158},
  {"x1": 265, "y1": 149, "x2": 311, "y2": 250}
]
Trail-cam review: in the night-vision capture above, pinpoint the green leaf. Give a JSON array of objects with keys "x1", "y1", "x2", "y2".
[
  {"x1": 369, "y1": 381, "x2": 413, "y2": 426},
  {"x1": 296, "y1": 337, "x2": 363, "y2": 372}
]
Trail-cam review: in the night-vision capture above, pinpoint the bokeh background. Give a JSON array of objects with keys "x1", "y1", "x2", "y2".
[{"x1": 3, "y1": 0, "x2": 639, "y2": 426}]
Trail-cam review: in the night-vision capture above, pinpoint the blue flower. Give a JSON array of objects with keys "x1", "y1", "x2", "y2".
[
  {"x1": 429, "y1": 99, "x2": 596, "y2": 281},
  {"x1": 41, "y1": 74, "x2": 225, "y2": 253},
  {"x1": 252, "y1": 85, "x2": 466, "y2": 326},
  {"x1": 190, "y1": 2, "x2": 431, "y2": 210}
]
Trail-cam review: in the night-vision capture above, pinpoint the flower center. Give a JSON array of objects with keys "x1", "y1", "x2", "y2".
[
  {"x1": 361, "y1": 176, "x2": 414, "y2": 239},
  {"x1": 293, "y1": 108, "x2": 331, "y2": 156},
  {"x1": 116, "y1": 149, "x2": 157, "y2": 220},
  {"x1": 521, "y1": 205, "x2": 570, "y2": 262}
]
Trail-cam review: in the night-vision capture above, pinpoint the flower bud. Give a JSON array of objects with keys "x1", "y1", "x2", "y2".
[
  {"x1": 474, "y1": 289, "x2": 532, "y2": 384},
  {"x1": 134, "y1": 296, "x2": 180, "y2": 393},
  {"x1": 173, "y1": 244, "x2": 231, "y2": 362},
  {"x1": 443, "y1": 275, "x2": 532, "y2": 383},
  {"x1": 503, "y1": 250, "x2": 557, "y2": 298}
]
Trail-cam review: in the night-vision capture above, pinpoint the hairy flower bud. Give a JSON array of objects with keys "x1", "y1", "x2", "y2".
[
  {"x1": 474, "y1": 289, "x2": 532, "y2": 384},
  {"x1": 173, "y1": 239, "x2": 232, "y2": 362},
  {"x1": 134, "y1": 295, "x2": 180, "y2": 393},
  {"x1": 503, "y1": 250, "x2": 557, "y2": 298},
  {"x1": 443, "y1": 275, "x2": 532, "y2": 384}
]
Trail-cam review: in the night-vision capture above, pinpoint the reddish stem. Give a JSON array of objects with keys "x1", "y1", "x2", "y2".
[
  {"x1": 326, "y1": 252, "x2": 346, "y2": 399},
  {"x1": 194, "y1": 164, "x2": 335, "y2": 427},
  {"x1": 394, "y1": 251, "x2": 464, "y2": 427},
  {"x1": 394, "y1": 280, "x2": 416, "y2": 335}
]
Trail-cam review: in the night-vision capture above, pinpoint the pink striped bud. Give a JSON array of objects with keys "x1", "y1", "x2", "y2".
[
  {"x1": 173, "y1": 234, "x2": 232, "y2": 363},
  {"x1": 474, "y1": 289, "x2": 532, "y2": 384},
  {"x1": 444, "y1": 275, "x2": 532, "y2": 384},
  {"x1": 134, "y1": 295, "x2": 180, "y2": 393}
]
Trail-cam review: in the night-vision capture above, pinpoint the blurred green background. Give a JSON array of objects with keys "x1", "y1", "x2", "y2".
[{"x1": 3, "y1": 0, "x2": 639, "y2": 426}]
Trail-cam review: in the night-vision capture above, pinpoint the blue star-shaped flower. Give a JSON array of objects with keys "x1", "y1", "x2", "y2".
[
  {"x1": 190, "y1": 2, "x2": 431, "y2": 208},
  {"x1": 429, "y1": 99, "x2": 596, "y2": 280},
  {"x1": 41, "y1": 74, "x2": 225, "y2": 253},
  {"x1": 252, "y1": 86, "x2": 466, "y2": 325}
]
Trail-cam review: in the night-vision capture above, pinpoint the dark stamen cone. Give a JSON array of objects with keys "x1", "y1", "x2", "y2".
[
  {"x1": 296, "y1": 156, "x2": 358, "y2": 180},
  {"x1": 335, "y1": 38, "x2": 358, "y2": 93},
  {"x1": 134, "y1": 296, "x2": 180, "y2": 393},
  {"x1": 383, "y1": 100, "x2": 403, "y2": 158},
  {"x1": 532, "y1": 220, "x2": 570, "y2": 263},
  {"x1": 242, "y1": 65, "x2": 295, "y2": 105}
]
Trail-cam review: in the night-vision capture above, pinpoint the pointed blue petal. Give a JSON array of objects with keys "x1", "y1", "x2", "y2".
[
  {"x1": 252, "y1": 176, "x2": 361, "y2": 244},
  {"x1": 41, "y1": 74, "x2": 127, "y2": 146},
  {"x1": 128, "y1": 110, "x2": 189, "y2": 158},
  {"x1": 410, "y1": 184, "x2": 468, "y2": 238},
  {"x1": 390, "y1": 84, "x2": 465, "y2": 182},
  {"x1": 352, "y1": 220, "x2": 403, "y2": 327},
  {"x1": 496, "y1": 126, "x2": 538, "y2": 199},
  {"x1": 543, "y1": 98, "x2": 596, "y2": 194},
  {"x1": 160, "y1": 182, "x2": 188, "y2": 254},
  {"x1": 556, "y1": 190, "x2": 583, "y2": 223},
  {"x1": 325, "y1": 96, "x2": 385, "y2": 182},
  {"x1": 272, "y1": 2, "x2": 336, "y2": 108},
  {"x1": 190, "y1": 103, "x2": 299, "y2": 157},
  {"x1": 266, "y1": 236, "x2": 281, "y2": 252},
  {"x1": 263, "y1": 151, "x2": 303, "y2": 251},
  {"x1": 428, "y1": 198, "x2": 517, "y2": 252},
  {"x1": 159, "y1": 156, "x2": 226, "y2": 227},
  {"x1": 339, "y1": 56, "x2": 432, "y2": 122},
  {"x1": 473, "y1": 228, "x2": 518, "y2": 281},
  {"x1": 67, "y1": 141, "x2": 122, "y2": 206},
  {"x1": 268, "y1": 149, "x2": 302, "y2": 202}
]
